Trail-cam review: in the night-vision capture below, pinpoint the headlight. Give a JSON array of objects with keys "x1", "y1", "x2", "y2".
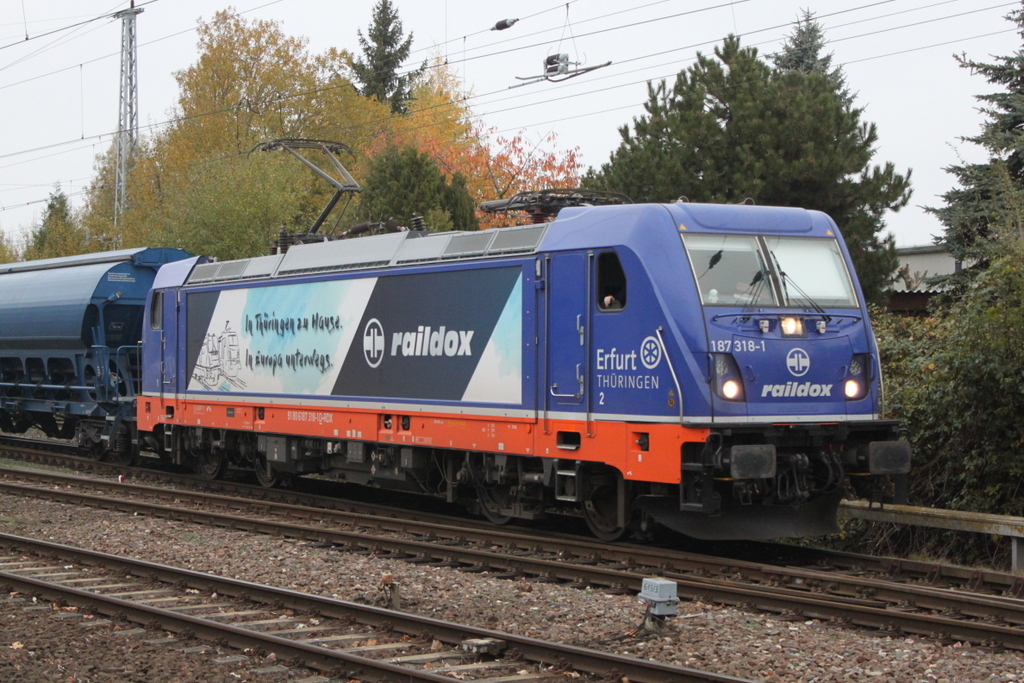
[
  {"x1": 780, "y1": 317, "x2": 804, "y2": 337},
  {"x1": 712, "y1": 353, "x2": 745, "y2": 402},
  {"x1": 844, "y1": 354, "x2": 870, "y2": 400},
  {"x1": 722, "y1": 380, "x2": 741, "y2": 399},
  {"x1": 844, "y1": 379, "x2": 862, "y2": 398}
]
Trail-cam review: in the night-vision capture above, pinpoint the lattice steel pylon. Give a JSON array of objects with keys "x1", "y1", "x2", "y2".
[{"x1": 113, "y1": 2, "x2": 143, "y2": 229}]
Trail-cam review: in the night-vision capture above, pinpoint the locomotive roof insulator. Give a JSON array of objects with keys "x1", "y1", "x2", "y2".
[{"x1": 478, "y1": 188, "x2": 631, "y2": 222}]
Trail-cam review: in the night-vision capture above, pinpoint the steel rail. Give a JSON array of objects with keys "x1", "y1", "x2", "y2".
[
  {"x1": 7, "y1": 447, "x2": 1024, "y2": 632},
  {"x1": 6, "y1": 466, "x2": 1024, "y2": 625},
  {"x1": 6, "y1": 478, "x2": 1024, "y2": 650},
  {"x1": 3, "y1": 436, "x2": 1022, "y2": 596},
  {"x1": 0, "y1": 533, "x2": 749, "y2": 683}
]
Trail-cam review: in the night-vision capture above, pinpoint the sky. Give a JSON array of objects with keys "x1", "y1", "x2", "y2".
[{"x1": 0, "y1": 0, "x2": 1020, "y2": 249}]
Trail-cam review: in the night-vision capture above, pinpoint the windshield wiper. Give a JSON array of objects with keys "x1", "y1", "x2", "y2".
[
  {"x1": 745, "y1": 271, "x2": 770, "y2": 312},
  {"x1": 770, "y1": 250, "x2": 830, "y2": 320}
]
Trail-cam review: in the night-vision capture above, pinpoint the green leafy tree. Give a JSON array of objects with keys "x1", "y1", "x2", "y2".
[
  {"x1": 0, "y1": 231, "x2": 18, "y2": 264},
  {"x1": 442, "y1": 171, "x2": 478, "y2": 232},
  {"x1": 584, "y1": 35, "x2": 911, "y2": 304},
  {"x1": 23, "y1": 185, "x2": 88, "y2": 260},
  {"x1": 75, "y1": 10, "x2": 573, "y2": 256},
  {"x1": 867, "y1": 235, "x2": 1024, "y2": 566},
  {"x1": 360, "y1": 145, "x2": 478, "y2": 231},
  {"x1": 78, "y1": 10, "x2": 390, "y2": 260},
  {"x1": 861, "y1": 181, "x2": 1024, "y2": 567},
  {"x1": 350, "y1": 0, "x2": 424, "y2": 114},
  {"x1": 928, "y1": 6, "x2": 1024, "y2": 292}
]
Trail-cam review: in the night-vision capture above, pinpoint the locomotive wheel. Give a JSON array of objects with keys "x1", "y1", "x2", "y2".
[
  {"x1": 581, "y1": 469, "x2": 632, "y2": 541},
  {"x1": 195, "y1": 448, "x2": 226, "y2": 480},
  {"x1": 476, "y1": 484, "x2": 514, "y2": 525},
  {"x1": 254, "y1": 455, "x2": 281, "y2": 488},
  {"x1": 113, "y1": 443, "x2": 137, "y2": 467}
]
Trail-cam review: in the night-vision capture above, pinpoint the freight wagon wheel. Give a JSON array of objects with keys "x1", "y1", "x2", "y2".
[
  {"x1": 114, "y1": 448, "x2": 137, "y2": 467},
  {"x1": 476, "y1": 484, "x2": 514, "y2": 525},
  {"x1": 85, "y1": 440, "x2": 105, "y2": 461},
  {"x1": 194, "y1": 447, "x2": 226, "y2": 480},
  {"x1": 582, "y1": 468, "x2": 632, "y2": 542},
  {"x1": 77, "y1": 423, "x2": 104, "y2": 460}
]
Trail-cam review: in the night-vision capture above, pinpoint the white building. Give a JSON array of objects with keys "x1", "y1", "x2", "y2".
[{"x1": 889, "y1": 244, "x2": 963, "y2": 313}]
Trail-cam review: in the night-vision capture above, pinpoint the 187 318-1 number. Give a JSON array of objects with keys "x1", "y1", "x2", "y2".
[{"x1": 711, "y1": 339, "x2": 766, "y2": 353}]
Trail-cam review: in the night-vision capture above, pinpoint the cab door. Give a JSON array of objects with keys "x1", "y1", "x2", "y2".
[
  {"x1": 546, "y1": 252, "x2": 589, "y2": 408},
  {"x1": 159, "y1": 289, "x2": 180, "y2": 398}
]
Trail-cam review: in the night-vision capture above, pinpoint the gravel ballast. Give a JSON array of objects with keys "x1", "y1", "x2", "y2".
[{"x1": 1, "y1": 492, "x2": 1022, "y2": 682}]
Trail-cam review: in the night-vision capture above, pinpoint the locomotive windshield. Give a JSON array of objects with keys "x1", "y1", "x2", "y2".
[{"x1": 682, "y1": 233, "x2": 858, "y2": 308}]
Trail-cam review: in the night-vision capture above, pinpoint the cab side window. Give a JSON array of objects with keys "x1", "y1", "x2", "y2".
[
  {"x1": 150, "y1": 291, "x2": 163, "y2": 330},
  {"x1": 597, "y1": 251, "x2": 626, "y2": 310}
]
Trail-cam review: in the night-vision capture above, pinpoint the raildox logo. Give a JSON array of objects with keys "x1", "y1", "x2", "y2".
[
  {"x1": 786, "y1": 348, "x2": 810, "y2": 377},
  {"x1": 761, "y1": 381, "x2": 833, "y2": 398},
  {"x1": 391, "y1": 326, "x2": 474, "y2": 358},
  {"x1": 363, "y1": 319, "x2": 385, "y2": 368}
]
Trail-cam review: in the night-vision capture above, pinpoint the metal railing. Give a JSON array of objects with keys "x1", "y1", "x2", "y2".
[{"x1": 840, "y1": 500, "x2": 1024, "y2": 572}]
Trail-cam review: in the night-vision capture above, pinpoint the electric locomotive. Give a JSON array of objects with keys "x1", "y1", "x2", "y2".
[{"x1": 132, "y1": 191, "x2": 908, "y2": 540}]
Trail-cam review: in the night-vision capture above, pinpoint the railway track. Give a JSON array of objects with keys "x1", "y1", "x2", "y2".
[
  {"x1": 4, "y1": 434, "x2": 1018, "y2": 594},
  {"x1": 5, "y1": 463, "x2": 1024, "y2": 651},
  {"x1": 3, "y1": 437, "x2": 1016, "y2": 595},
  {"x1": 0, "y1": 533, "x2": 744, "y2": 683}
]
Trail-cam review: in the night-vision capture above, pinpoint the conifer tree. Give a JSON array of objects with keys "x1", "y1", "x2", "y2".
[
  {"x1": 24, "y1": 185, "x2": 87, "y2": 260},
  {"x1": 771, "y1": 9, "x2": 851, "y2": 106},
  {"x1": 584, "y1": 35, "x2": 910, "y2": 304},
  {"x1": 360, "y1": 146, "x2": 479, "y2": 231},
  {"x1": 929, "y1": 6, "x2": 1024, "y2": 290},
  {"x1": 351, "y1": 0, "x2": 424, "y2": 114}
]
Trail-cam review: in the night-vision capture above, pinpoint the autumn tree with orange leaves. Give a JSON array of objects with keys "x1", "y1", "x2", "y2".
[
  {"x1": 77, "y1": 9, "x2": 579, "y2": 260},
  {"x1": 370, "y1": 58, "x2": 580, "y2": 228}
]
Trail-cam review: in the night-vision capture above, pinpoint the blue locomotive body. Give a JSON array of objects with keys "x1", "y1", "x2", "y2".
[
  {"x1": 0, "y1": 199, "x2": 908, "y2": 541},
  {"x1": 134, "y1": 200, "x2": 907, "y2": 539}
]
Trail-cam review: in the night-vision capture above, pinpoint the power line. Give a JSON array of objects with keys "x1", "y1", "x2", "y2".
[
  {"x1": 0, "y1": 0, "x2": 1014, "y2": 214},
  {"x1": 845, "y1": 27, "x2": 1016, "y2": 64},
  {"x1": 0, "y1": 1, "x2": 158, "y2": 54},
  {"x1": 460, "y1": 1, "x2": 1012, "y2": 117},
  {"x1": 422, "y1": 0, "x2": 761, "y2": 70},
  {"x1": 2, "y1": 0, "x2": 1006, "y2": 165},
  {"x1": 4, "y1": 15, "x2": 1005, "y2": 212},
  {"x1": 411, "y1": 0, "x2": 584, "y2": 58},
  {"x1": 0, "y1": 0, "x2": 902, "y2": 163},
  {"x1": 0, "y1": 187, "x2": 89, "y2": 213},
  {"x1": 0, "y1": 10, "x2": 119, "y2": 73},
  {"x1": 0, "y1": 0, "x2": 283, "y2": 89}
]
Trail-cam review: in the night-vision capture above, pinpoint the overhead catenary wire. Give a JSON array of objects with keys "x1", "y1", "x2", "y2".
[
  {"x1": 0, "y1": 0, "x2": 996, "y2": 166},
  {"x1": 0, "y1": 16, "x2": 1010, "y2": 219},
  {"x1": 0, "y1": 0, "x2": 159, "y2": 54},
  {"x1": 0, "y1": 0, "x2": 750, "y2": 165},
  {"x1": 0, "y1": 0, "x2": 284, "y2": 89},
  {"x1": 0, "y1": 0, "x2": 1014, "y2": 216}
]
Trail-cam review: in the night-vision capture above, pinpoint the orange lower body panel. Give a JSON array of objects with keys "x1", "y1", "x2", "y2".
[{"x1": 138, "y1": 396, "x2": 709, "y2": 485}]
